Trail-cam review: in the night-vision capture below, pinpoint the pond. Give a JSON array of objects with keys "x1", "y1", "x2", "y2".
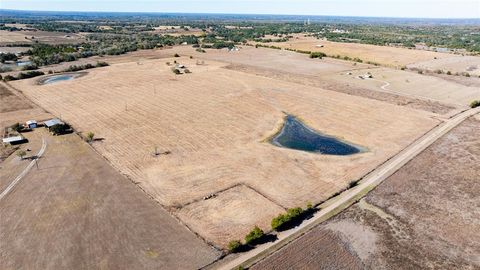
[
  {"x1": 270, "y1": 115, "x2": 364, "y2": 155},
  {"x1": 40, "y1": 74, "x2": 76, "y2": 85}
]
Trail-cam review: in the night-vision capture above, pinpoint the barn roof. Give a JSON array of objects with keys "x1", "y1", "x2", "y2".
[{"x1": 44, "y1": 118, "x2": 63, "y2": 127}]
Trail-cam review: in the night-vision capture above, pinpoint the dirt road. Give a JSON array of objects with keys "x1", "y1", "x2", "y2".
[
  {"x1": 0, "y1": 137, "x2": 46, "y2": 201},
  {"x1": 218, "y1": 107, "x2": 480, "y2": 270}
]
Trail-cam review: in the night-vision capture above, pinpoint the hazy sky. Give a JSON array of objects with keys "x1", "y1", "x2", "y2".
[{"x1": 1, "y1": 0, "x2": 479, "y2": 18}]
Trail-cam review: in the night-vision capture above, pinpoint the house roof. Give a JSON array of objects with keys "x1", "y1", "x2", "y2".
[
  {"x1": 26, "y1": 120, "x2": 37, "y2": 125},
  {"x1": 2, "y1": 136, "x2": 24, "y2": 143},
  {"x1": 44, "y1": 118, "x2": 63, "y2": 127}
]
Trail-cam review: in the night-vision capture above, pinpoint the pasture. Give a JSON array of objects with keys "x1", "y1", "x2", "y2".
[{"x1": 12, "y1": 54, "x2": 439, "y2": 247}]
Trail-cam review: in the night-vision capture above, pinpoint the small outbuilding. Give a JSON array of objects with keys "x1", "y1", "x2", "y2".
[
  {"x1": 44, "y1": 118, "x2": 64, "y2": 128},
  {"x1": 2, "y1": 136, "x2": 27, "y2": 145},
  {"x1": 26, "y1": 120, "x2": 37, "y2": 129}
]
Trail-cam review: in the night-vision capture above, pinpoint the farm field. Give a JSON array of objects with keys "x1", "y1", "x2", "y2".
[
  {"x1": 0, "y1": 30, "x2": 85, "y2": 45},
  {"x1": 325, "y1": 67, "x2": 480, "y2": 106},
  {"x1": 174, "y1": 46, "x2": 470, "y2": 112},
  {"x1": 12, "y1": 55, "x2": 439, "y2": 247},
  {"x1": 408, "y1": 55, "x2": 480, "y2": 77},
  {"x1": 252, "y1": 117, "x2": 480, "y2": 269},
  {"x1": 0, "y1": 128, "x2": 220, "y2": 270},
  {"x1": 265, "y1": 35, "x2": 457, "y2": 67}
]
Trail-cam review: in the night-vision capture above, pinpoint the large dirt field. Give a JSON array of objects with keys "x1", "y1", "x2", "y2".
[
  {"x1": 12, "y1": 55, "x2": 439, "y2": 247},
  {"x1": 326, "y1": 67, "x2": 480, "y2": 107},
  {"x1": 252, "y1": 117, "x2": 480, "y2": 270},
  {"x1": 0, "y1": 128, "x2": 220, "y2": 270},
  {"x1": 408, "y1": 55, "x2": 480, "y2": 77},
  {"x1": 171, "y1": 46, "x2": 469, "y2": 112},
  {"x1": 264, "y1": 35, "x2": 456, "y2": 67},
  {"x1": 0, "y1": 30, "x2": 85, "y2": 45}
]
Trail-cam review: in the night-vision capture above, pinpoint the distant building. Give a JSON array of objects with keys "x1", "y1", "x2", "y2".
[
  {"x1": 26, "y1": 120, "x2": 37, "y2": 129},
  {"x1": 2, "y1": 135, "x2": 27, "y2": 145},
  {"x1": 44, "y1": 118, "x2": 64, "y2": 128}
]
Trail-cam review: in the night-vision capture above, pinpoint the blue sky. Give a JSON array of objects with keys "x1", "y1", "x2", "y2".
[{"x1": 1, "y1": 0, "x2": 479, "y2": 18}]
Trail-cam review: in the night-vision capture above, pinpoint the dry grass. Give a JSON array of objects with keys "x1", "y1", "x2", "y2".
[
  {"x1": 257, "y1": 117, "x2": 480, "y2": 269},
  {"x1": 326, "y1": 67, "x2": 480, "y2": 106},
  {"x1": 177, "y1": 185, "x2": 285, "y2": 247},
  {"x1": 0, "y1": 129, "x2": 220, "y2": 269},
  {"x1": 11, "y1": 56, "x2": 439, "y2": 245},
  {"x1": 264, "y1": 34, "x2": 456, "y2": 67},
  {"x1": 408, "y1": 55, "x2": 480, "y2": 76}
]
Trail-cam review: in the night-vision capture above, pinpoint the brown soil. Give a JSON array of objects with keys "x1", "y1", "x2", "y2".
[
  {"x1": 254, "y1": 117, "x2": 480, "y2": 269},
  {"x1": 251, "y1": 228, "x2": 363, "y2": 270},
  {"x1": 225, "y1": 63, "x2": 454, "y2": 115},
  {"x1": 11, "y1": 57, "x2": 438, "y2": 247},
  {"x1": 0, "y1": 83, "x2": 32, "y2": 113},
  {"x1": 0, "y1": 129, "x2": 220, "y2": 270}
]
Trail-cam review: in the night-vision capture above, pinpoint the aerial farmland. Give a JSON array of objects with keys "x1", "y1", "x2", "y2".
[{"x1": 1, "y1": 8, "x2": 479, "y2": 270}]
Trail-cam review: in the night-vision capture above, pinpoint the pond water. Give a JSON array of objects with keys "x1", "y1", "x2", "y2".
[
  {"x1": 271, "y1": 115, "x2": 363, "y2": 155},
  {"x1": 16, "y1": 61, "x2": 32, "y2": 67},
  {"x1": 41, "y1": 74, "x2": 75, "y2": 84}
]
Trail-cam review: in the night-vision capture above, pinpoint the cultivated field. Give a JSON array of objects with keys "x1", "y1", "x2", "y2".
[
  {"x1": 12, "y1": 55, "x2": 439, "y2": 247},
  {"x1": 0, "y1": 129, "x2": 220, "y2": 270},
  {"x1": 253, "y1": 117, "x2": 480, "y2": 269},
  {"x1": 326, "y1": 67, "x2": 480, "y2": 106},
  {"x1": 0, "y1": 30, "x2": 85, "y2": 45},
  {"x1": 265, "y1": 35, "x2": 457, "y2": 67},
  {"x1": 408, "y1": 55, "x2": 480, "y2": 76}
]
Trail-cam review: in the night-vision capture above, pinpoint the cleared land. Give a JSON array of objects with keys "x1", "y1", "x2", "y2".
[
  {"x1": 12, "y1": 56, "x2": 438, "y2": 247},
  {"x1": 264, "y1": 35, "x2": 456, "y2": 67},
  {"x1": 173, "y1": 46, "x2": 459, "y2": 113},
  {"x1": 0, "y1": 30, "x2": 85, "y2": 45},
  {"x1": 408, "y1": 55, "x2": 480, "y2": 77},
  {"x1": 252, "y1": 117, "x2": 480, "y2": 269},
  {"x1": 326, "y1": 67, "x2": 480, "y2": 106},
  {"x1": 0, "y1": 129, "x2": 220, "y2": 270}
]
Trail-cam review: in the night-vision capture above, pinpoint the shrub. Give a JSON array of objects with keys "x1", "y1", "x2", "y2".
[
  {"x1": 227, "y1": 240, "x2": 242, "y2": 253},
  {"x1": 245, "y1": 226, "x2": 264, "y2": 245},
  {"x1": 195, "y1": 48, "x2": 206, "y2": 53},
  {"x1": 49, "y1": 123, "x2": 70, "y2": 135},
  {"x1": 446, "y1": 71, "x2": 452, "y2": 75},
  {"x1": 85, "y1": 132, "x2": 94, "y2": 142},
  {"x1": 310, "y1": 52, "x2": 326, "y2": 59},
  {"x1": 174, "y1": 53, "x2": 180, "y2": 57},
  {"x1": 271, "y1": 207, "x2": 304, "y2": 231},
  {"x1": 96, "y1": 61, "x2": 109, "y2": 67},
  {"x1": 11, "y1": 122, "x2": 23, "y2": 132},
  {"x1": 3, "y1": 75, "x2": 15, "y2": 81},
  {"x1": 470, "y1": 100, "x2": 480, "y2": 108},
  {"x1": 22, "y1": 64, "x2": 38, "y2": 71},
  {"x1": 16, "y1": 150, "x2": 27, "y2": 160}
]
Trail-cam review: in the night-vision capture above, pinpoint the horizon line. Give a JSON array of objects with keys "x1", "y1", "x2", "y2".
[{"x1": 1, "y1": 9, "x2": 479, "y2": 20}]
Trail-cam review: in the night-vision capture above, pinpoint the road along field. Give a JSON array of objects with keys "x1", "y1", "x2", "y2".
[
  {"x1": 263, "y1": 35, "x2": 456, "y2": 67},
  {"x1": 12, "y1": 57, "x2": 439, "y2": 248},
  {"x1": 252, "y1": 116, "x2": 480, "y2": 270},
  {"x1": 0, "y1": 128, "x2": 220, "y2": 270}
]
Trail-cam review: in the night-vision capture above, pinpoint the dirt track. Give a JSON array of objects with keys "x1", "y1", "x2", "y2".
[{"x1": 0, "y1": 129, "x2": 220, "y2": 270}]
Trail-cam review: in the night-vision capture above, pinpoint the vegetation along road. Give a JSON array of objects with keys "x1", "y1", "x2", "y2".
[{"x1": 221, "y1": 106, "x2": 480, "y2": 270}]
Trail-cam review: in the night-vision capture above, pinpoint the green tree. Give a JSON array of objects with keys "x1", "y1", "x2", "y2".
[
  {"x1": 245, "y1": 226, "x2": 264, "y2": 245},
  {"x1": 227, "y1": 240, "x2": 242, "y2": 253}
]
